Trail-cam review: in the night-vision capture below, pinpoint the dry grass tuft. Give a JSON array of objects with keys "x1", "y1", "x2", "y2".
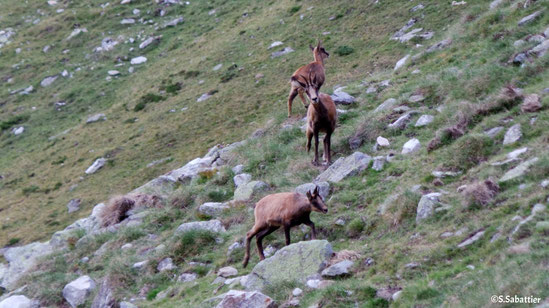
[
  {"x1": 461, "y1": 179, "x2": 499, "y2": 208},
  {"x1": 330, "y1": 249, "x2": 362, "y2": 265},
  {"x1": 100, "y1": 193, "x2": 161, "y2": 227}
]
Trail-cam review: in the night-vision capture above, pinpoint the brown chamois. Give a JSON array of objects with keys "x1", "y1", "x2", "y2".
[
  {"x1": 287, "y1": 41, "x2": 330, "y2": 117},
  {"x1": 242, "y1": 187, "x2": 328, "y2": 268},
  {"x1": 306, "y1": 93, "x2": 336, "y2": 165}
]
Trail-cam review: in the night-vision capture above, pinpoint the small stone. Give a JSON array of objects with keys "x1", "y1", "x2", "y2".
[
  {"x1": 457, "y1": 230, "x2": 485, "y2": 248},
  {"x1": 292, "y1": 288, "x2": 303, "y2": 297},
  {"x1": 376, "y1": 136, "x2": 390, "y2": 147},
  {"x1": 484, "y1": 126, "x2": 504, "y2": 138},
  {"x1": 331, "y1": 88, "x2": 355, "y2": 105},
  {"x1": 394, "y1": 54, "x2": 410, "y2": 71},
  {"x1": 121, "y1": 18, "x2": 135, "y2": 24},
  {"x1": 198, "y1": 202, "x2": 230, "y2": 217},
  {"x1": 63, "y1": 276, "x2": 96, "y2": 308},
  {"x1": 389, "y1": 112, "x2": 413, "y2": 129},
  {"x1": 507, "y1": 147, "x2": 528, "y2": 159},
  {"x1": 0, "y1": 295, "x2": 39, "y2": 308},
  {"x1": 426, "y1": 39, "x2": 452, "y2": 53},
  {"x1": 234, "y1": 173, "x2": 252, "y2": 187},
  {"x1": 164, "y1": 17, "x2": 184, "y2": 27},
  {"x1": 411, "y1": 4, "x2": 425, "y2": 11},
  {"x1": 12, "y1": 126, "x2": 24, "y2": 135},
  {"x1": 416, "y1": 193, "x2": 441, "y2": 222},
  {"x1": 503, "y1": 124, "x2": 522, "y2": 145},
  {"x1": 499, "y1": 157, "x2": 539, "y2": 182},
  {"x1": 132, "y1": 260, "x2": 148, "y2": 269},
  {"x1": 67, "y1": 199, "x2": 81, "y2": 213},
  {"x1": 130, "y1": 56, "x2": 147, "y2": 65},
  {"x1": 321, "y1": 260, "x2": 354, "y2": 278},
  {"x1": 40, "y1": 75, "x2": 58, "y2": 87},
  {"x1": 157, "y1": 258, "x2": 176, "y2": 272},
  {"x1": 218, "y1": 266, "x2": 238, "y2": 278},
  {"x1": 178, "y1": 273, "x2": 198, "y2": 282},
  {"x1": 409, "y1": 94, "x2": 425, "y2": 103},
  {"x1": 402, "y1": 138, "x2": 421, "y2": 155},
  {"x1": 392, "y1": 290, "x2": 403, "y2": 301},
  {"x1": 121, "y1": 243, "x2": 132, "y2": 250},
  {"x1": 372, "y1": 156, "x2": 385, "y2": 171},
  {"x1": 306, "y1": 279, "x2": 334, "y2": 289},
  {"x1": 268, "y1": 41, "x2": 283, "y2": 49},
  {"x1": 232, "y1": 164, "x2": 244, "y2": 174},
  {"x1": 227, "y1": 242, "x2": 243, "y2": 256},
  {"x1": 375, "y1": 98, "x2": 397, "y2": 112},
  {"x1": 521, "y1": 94, "x2": 542, "y2": 113},
  {"x1": 415, "y1": 115, "x2": 434, "y2": 127},
  {"x1": 541, "y1": 179, "x2": 549, "y2": 188},
  {"x1": 107, "y1": 70, "x2": 120, "y2": 76},
  {"x1": 271, "y1": 47, "x2": 294, "y2": 58},
  {"x1": 197, "y1": 93, "x2": 212, "y2": 102},
  {"x1": 518, "y1": 10, "x2": 542, "y2": 26},
  {"x1": 85, "y1": 158, "x2": 107, "y2": 174},
  {"x1": 213, "y1": 63, "x2": 223, "y2": 71},
  {"x1": 294, "y1": 182, "x2": 330, "y2": 200}
]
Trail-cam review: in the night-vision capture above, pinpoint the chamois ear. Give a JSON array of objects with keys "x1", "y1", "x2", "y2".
[
  {"x1": 309, "y1": 44, "x2": 314, "y2": 51},
  {"x1": 306, "y1": 191, "x2": 313, "y2": 201},
  {"x1": 317, "y1": 40, "x2": 322, "y2": 48}
]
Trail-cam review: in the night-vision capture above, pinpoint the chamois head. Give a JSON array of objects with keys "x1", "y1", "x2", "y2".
[
  {"x1": 310, "y1": 40, "x2": 329, "y2": 61},
  {"x1": 306, "y1": 186, "x2": 328, "y2": 213}
]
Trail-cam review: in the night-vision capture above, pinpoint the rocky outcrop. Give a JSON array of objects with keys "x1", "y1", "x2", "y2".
[
  {"x1": 216, "y1": 290, "x2": 276, "y2": 308},
  {"x1": 0, "y1": 295, "x2": 39, "y2": 308},
  {"x1": 175, "y1": 219, "x2": 226, "y2": 234},
  {"x1": 199, "y1": 202, "x2": 230, "y2": 217},
  {"x1": 1, "y1": 242, "x2": 54, "y2": 290},
  {"x1": 416, "y1": 193, "x2": 442, "y2": 223},
  {"x1": 244, "y1": 240, "x2": 333, "y2": 291},
  {"x1": 499, "y1": 157, "x2": 538, "y2": 182},
  {"x1": 233, "y1": 181, "x2": 268, "y2": 202},
  {"x1": 316, "y1": 152, "x2": 371, "y2": 183}
]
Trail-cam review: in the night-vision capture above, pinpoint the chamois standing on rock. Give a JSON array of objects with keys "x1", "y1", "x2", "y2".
[
  {"x1": 306, "y1": 93, "x2": 336, "y2": 165},
  {"x1": 242, "y1": 187, "x2": 328, "y2": 268},
  {"x1": 287, "y1": 41, "x2": 330, "y2": 117}
]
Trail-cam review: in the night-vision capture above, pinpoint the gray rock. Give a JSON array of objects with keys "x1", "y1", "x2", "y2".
[
  {"x1": 67, "y1": 199, "x2": 81, "y2": 213},
  {"x1": 513, "y1": 39, "x2": 525, "y2": 48},
  {"x1": 392, "y1": 290, "x2": 403, "y2": 301},
  {"x1": 0, "y1": 295, "x2": 39, "y2": 308},
  {"x1": 40, "y1": 75, "x2": 58, "y2": 87},
  {"x1": 331, "y1": 88, "x2": 355, "y2": 105},
  {"x1": 432, "y1": 170, "x2": 462, "y2": 178},
  {"x1": 139, "y1": 36, "x2": 160, "y2": 49},
  {"x1": 197, "y1": 92, "x2": 212, "y2": 102},
  {"x1": 63, "y1": 276, "x2": 96, "y2": 308},
  {"x1": 528, "y1": 39, "x2": 549, "y2": 58},
  {"x1": 233, "y1": 173, "x2": 252, "y2": 187},
  {"x1": 98, "y1": 37, "x2": 118, "y2": 52},
  {"x1": 66, "y1": 28, "x2": 87, "y2": 40},
  {"x1": 107, "y1": 70, "x2": 119, "y2": 76},
  {"x1": 374, "y1": 98, "x2": 397, "y2": 113},
  {"x1": 376, "y1": 136, "x2": 390, "y2": 147},
  {"x1": 372, "y1": 156, "x2": 385, "y2": 171},
  {"x1": 130, "y1": 56, "x2": 147, "y2": 65},
  {"x1": 295, "y1": 182, "x2": 330, "y2": 200},
  {"x1": 415, "y1": 115, "x2": 434, "y2": 127},
  {"x1": 388, "y1": 112, "x2": 414, "y2": 129},
  {"x1": 402, "y1": 138, "x2": 421, "y2": 155},
  {"x1": 507, "y1": 147, "x2": 528, "y2": 159},
  {"x1": 426, "y1": 39, "x2": 452, "y2": 53},
  {"x1": 12, "y1": 127, "x2": 24, "y2": 135},
  {"x1": 321, "y1": 260, "x2": 354, "y2": 278},
  {"x1": 213, "y1": 64, "x2": 223, "y2": 71},
  {"x1": 489, "y1": 0, "x2": 504, "y2": 9},
  {"x1": 233, "y1": 181, "x2": 268, "y2": 202},
  {"x1": 120, "y1": 302, "x2": 137, "y2": 308},
  {"x1": 416, "y1": 193, "x2": 441, "y2": 223},
  {"x1": 503, "y1": 124, "x2": 522, "y2": 145},
  {"x1": 131, "y1": 175, "x2": 176, "y2": 199},
  {"x1": 216, "y1": 290, "x2": 276, "y2": 308},
  {"x1": 411, "y1": 4, "x2": 425, "y2": 11},
  {"x1": 232, "y1": 164, "x2": 244, "y2": 174},
  {"x1": 132, "y1": 261, "x2": 148, "y2": 269},
  {"x1": 86, "y1": 113, "x2": 107, "y2": 123},
  {"x1": 91, "y1": 279, "x2": 115, "y2": 308},
  {"x1": 518, "y1": 10, "x2": 542, "y2": 26},
  {"x1": 178, "y1": 273, "x2": 198, "y2": 283},
  {"x1": 167, "y1": 155, "x2": 218, "y2": 182},
  {"x1": 511, "y1": 204, "x2": 546, "y2": 238},
  {"x1": 157, "y1": 258, "x2": 176, "y2": 272},
  {"x1": 164, "y1": 17, "x2": 184, "y2": 27},
  {"x1": 391, "y1": 18, "x2": 417, "y2": 40},
  {"x1": 499, "y1": 157, "x2": 538, "y2": 182},
  {"x1": 457, "y1": 230, "x2": 485, "y2": 248},
  {"x1": 245, "y1": 240, "x2": 332, "y2": 291},
  {"x1": 292, "y1": 288, "x2": 303, "y2": 297},
  {"x1": 227, "y1": 241, "x2": 243, "y2": 256},
  {"x1": 409, "y1": 94, "x2": 425, "y2": 103},
  {"x1": 218, "y1": 266, "x2": 238, "y2": 278},
  {"x1": 175, "y1": 219, "x2": 226, "y2": 234},
  {"x1": 85, "y1": 158, "x2": 107, "y2": 174},
  {"x1": 120, "y1": 18, "x2": 135, "y2": 24},
  {"x1": 306, "y1": 279, "x2": 334, "y2": 289},
  {"x1": 268, "y1": 41, "x2": 284, "y2": 49},
  {"x1": 1, "y1": 242, "x2": 53, "y2": 290},
  {"x1": 271, "y1": 47, "x2": 294, "y2": 58},
  {"x1": 263, "y1": 245, "x2": 277, "y2": 258},
  {"x1": 394, "y1": 55, "x2": 410, "y2": 71},
  {"x1": 199, "y1": 202, "x2": 230, "y2": 217},
  {"x1": 484, "y1": 126, "x2": 504, "y2": 138},
  {"x1": 316, "y1": 152, "x2": 372, "y2": 183}
]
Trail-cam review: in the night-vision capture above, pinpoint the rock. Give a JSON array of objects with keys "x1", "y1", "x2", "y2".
[
  {"x1": 432, "y1": 170, "x2": 462, "y2": 178},
  {"x1": 40, "y1": 75, "x2": 58, "y2": 87},
  {"x1": 121, "y1": 18, "x2": 135, "y2": 24},
  {"x1": 528, "y1": 39, "x2": 549, "y2": 58},
  {"x1": 375, "y1": 98, "x2": 397, "y2": 112},
  {"x1": 233, "y1": 181, "x2": 268, "y2": 202},
  {"x1": 306, "y1": 279, "x2": 334, "y2": 289},
  {"x1": 503, "y1": 124, "x2": 521, "y2": 145},
  {"x1": 218, "y1": 266, "x2": 238, "y2": 278},
  {"x1": 321, "y1": 260, "x2": 354, "y2": 278},
  {"x1": 541, "y1": 179, "x2": 549, "y2": 188},
  {"x1": 416, "y1": 193, "x2": 441, "y2": 223},
  {"x1": 499, "y1": 157, "x2": 538, "y2": 182},
  {"x1": 199, "y1": 202, "x2": 230, "y2": 217},
  {"x1": 484, "y1": 126, "x2": 504, "y2": 138},
  {"x1": 107, "y1": 70, "x2": 119, "y2": 76},
  {"x1": 130, "y1": 56, "x2": 147, "y2": 65},
  {"x1": 268, "y1": 41, "x2": 284, "y2": 49},
  {"x1": 376, "y1": 136, "x2": 390, "y2": 147},
  {"x1": 197, "y1": 92, "x2": 212, "y2": 102},
  {"x1": 1, "y1": 242, "x2": 53, "y2": 290},
  {"x1": 120, "y1": 302, "x2": 137, "y2": 308},
  {"x1": 66, "y1": 28, "x2": 87, "y2": 40},
  {"x1": 233, "y1": 173, "x2": 252, "y2": 187},
  {"x1": 63, "y1": 276, "x2": 96, "y2": 308},
  {"x1": 489, "y1": 0, "x2": 504, "y2": 9},
  {"x1": 85, "y1": 158, "x2": 107, "y2": 174},
  {"x1": 426, "y1": 39, "x2": 452, "y2": 53},
  {"x1": 216, "y1": 290, "x2": 276, "y2": 308},
  {"x1": 452, "y1": 1, "x2": 467, "y2": 5},
  {"x1": 316, "y1": 152, "x2": 372, "y2": 183},
  {"x1": 392, "y1": 290, "x2": 403, "y2": 301},
  {"x1": 372, "y1": 156, "x2": 385, "y2": 171},
  {"x1": 411, "y1": 3, "x2": 425, "y2": 11},
  {"x1": 175, "y1": 219, "x2": 226, "y2": 234},
  {"x1": 263, "y1": 245, "x2": 277, "y2": 257},
  {"x1": 536, "y1": 221, "x2": 549, "y2": 233},
  {"x1": 388, "y1": 112, "x2": 414, "y2": 129},
  {"x1": 227, "y1": 242, "x2": 243, "y2": 256},
  {"x1": 292, "y1": 288, "x2": 303, "y2": 297},
  {"x1": 457, "y1": 230, "x2": 485, "y2": 248},
  {"x1": 131, "y1": 175, "x2": 176, "y2": 199},
  {"x1": 167, "y1": 155, "x2": 219, "y2": 182},
  {"x1": 415, "y1": 115, "x2": 434, "y2": 127},
  {"x1": 521, "y1": 94, "x2": 541, "y2": 113},
  {"x1": 132, "y1": 261, "x2": 148, "y2": 269},
  {"x1": 97, "y1": 37, "x2": 118, "y2": 52},
  {"x1": 409, "y1": 94, "x2": 425, "y2": 103},
  {"x1": 157, "y1": 258, "x2": 176, "y2": 272},
  {"x1": 331, "y1": 88, "x2": 355, "y2": 105},
  {"x1": 511, "y1": 204, "x2": 546, "y2": 238},
  {"x1": 91, "y1": 279, "x2": 115, "y2": 308},
  {"x1": 518, "y1": 10, "x2": 542, "y2": 26},
  {"x1": 271, "y1": 47, "x2": 294, "y2": 58},
  {"x1": 0, "y1": 295, "x2": 38, "y2": 308},
  {"x1": 86, "y1": 113, "x2": 107, "y2": 123},
  {"x1": 402, "y1": 138, "x2": 421, "y2": 155},
  {"x1": 394, "y1": 55, "x2": 410, "y2": 71},
  {"x1": 139, "y1": 36, "x2": 160, "y2": 49},
  {"x1": 178, "y1": 273, "x2": 198, "y2": 283},
  {"x1": 67, "y1": 199, "x2": 81, "y2": 213},
  {"x1": 392, "y1": 18, "x2": 417, "y2": 40},
  {"x1": 334, "y1": 218, "x2": 346, "y2": 226},
  {"x1": 12, "y1": 127, "x2": 24, "y2": 135},
  {"x1": 232, "y1": 164, "x2": 244, "y2": 174},
  {"x1": 507, "y1": 147, "x2": 528, "y2": 159},
  {"x1": 164, "y1": 17, "x2": 184, "y2": 27},
  {"x1": 245, "y1": 240, "x2": 333, "y2": 291},
  {"x1": 295, "y1": 182, "x2": 330, "y2": 200}
]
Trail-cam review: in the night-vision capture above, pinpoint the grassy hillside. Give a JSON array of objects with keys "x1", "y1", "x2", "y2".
[{"x1": 2, "y1": 0, "x2": 549, "y2": 307}]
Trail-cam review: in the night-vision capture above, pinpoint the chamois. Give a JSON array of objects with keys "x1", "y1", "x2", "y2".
[
  {"x1": 287, "y1": 41, "x2": 330, "y2": 117},
  {"x1": 306, "y1": 93, "x2": 336, "y2": 165},
  {"x1": 242, "y1": 187, "x2": 328, "y2": 268}
]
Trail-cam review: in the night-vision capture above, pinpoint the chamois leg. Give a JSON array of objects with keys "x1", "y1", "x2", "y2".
[
  {"x1": 284, "y1": 225, "x2": 291, "y2": 245},
  {"x1": 256, "y1": 226, "x2": 278, "y2": 260},
  {"x1": 312, "y1": 130, "x2": 320, "y2": 166},
  {"x1": 323, "y1": 130, "x2": 332, "y2": 165},
  {"x1": 298, "y1": 88, "x2": 309, "y2": 109},
  {"x1": 242, "y1": 226, "x2": 261, "y2": 268},
  {"x1": 287, "y1": 86, "x2": 299, "y2": 117},
  {"x1": 306, "y1": 129, "x2": 313, "y2": 153},
  {"x1": 303, "y1": 218, "x2": 317, "y2": 240}
]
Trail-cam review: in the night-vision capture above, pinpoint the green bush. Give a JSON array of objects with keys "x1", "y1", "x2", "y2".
[
  {"x1": 134, "y1": 93, "x2": 165, "y2": 111},
  {"x1": 346, "y1": 218, "x2": 365, "y2": 237},
  {"x1": 172, "y1": 230, "x2": 217, "y2": 263},
  {"x1": 0, "y1": 114, "x2": 30, "y2": 131},
  {"x1": 335, "y1": 45, "x2": 354, "y2": 56}
]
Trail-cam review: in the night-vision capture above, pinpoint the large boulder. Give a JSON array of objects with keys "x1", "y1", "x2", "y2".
[
  {"x1": 63, "y1": 276, "x2": 96, "y2": 308},
  {"x1": 131, "y1": 175, "x2": 176, "y2": 199},
  {"x1": 234, "y1": 181, "x2": 268, "y2": 202},
  {"x1": 416, "y1": 193, "x2": 441, "y2": 223},
  {"x1": 199, "y1": 202, "x2": 230, "y2": 217},
  {"x1": 316, "y1": 152, "x2": 372, "y2": 183},
  {"x1": 244, "y1": 240, "x2": 333, "y2": 291},
  {"x1": 216, "y1": 290, "x2": 276, "y2": 308},
  {"x1": 1, "y1": 242, "x2": 54, "y2": 290},
  {"x1": 50, "y1": 203, "x2": 105, "y2": 248},
  {"x1": 175, "y1": 220, "x2": 226, "y2": 234},
  {"x1": 295, "y1": 182, "x2": 330, "y2": 200},
  {"x1": 402, "y1": 138, "x2": 421, "y2": 155},
  {"x1": 0, "y1": 295, "x2": 39, "y2": 308}
]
